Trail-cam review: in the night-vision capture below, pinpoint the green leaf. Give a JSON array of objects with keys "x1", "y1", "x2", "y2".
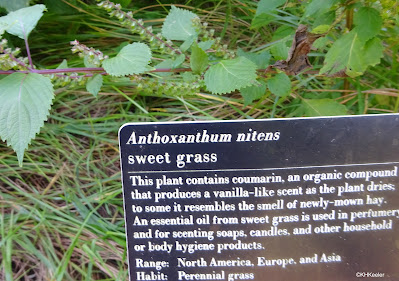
[
  {"x1": 180, "y1": 35, "x2": 196, "y2": 52},
  {"x1": 0, "y1": 0, "x2": 29, "y2": 12},
  {"x1": 198, "y1": 40, "x2": 214, "y2": 51},
  {"x1": 305, "y1": 0, "x2": 339, "y2": 17},
  {"x1": 241, "y1": 81, "x2": 267, "y2": 106},
  {"x1": 353, "y1": 7, "x2": 382, "y2": 42},
  {"x1": 0, "y1": 4, "x2": 46, "y2": 39},
  {"x1": 204, "y1": 57, "x2": 257, "y2": 94},
  {"x1": 311, "y1": 24, "x2": 330, "y2": 34},
  {"x1": 162, "y1": 6, "x2": 199, "y2": 41},
  {"x1": 313, "y1": 11, "x2": 335, "y2": 28},
  {"x1": 270, "y1": 26, "x2": 295, "y2": 60},
  {"x1": 86, "y1": 74, "x2": 103, "y2": 97},
  {"x1": 312, "y1": 36, "x2": 329, "y2": 50},
  {"x1": 56, "y1": 59, "x2": 68, "y2": 69},
  {"x1": 0, "y1": 73, "x2": 54, "y2": 166},
  {"x1": 255, "y1": 0, "x2": 286, "y2": 16},
  {"x1": 251, "y1": 13, "x2": 276, "y2": 29},
  {"x1": 172, "y1": 54, "x2": 185, "y2": 69},
  {"x1": 346, "y1": 37, "x2": 384, "y2": 77},
  {"x1": 321, "y1": 31, "x2": 384, "y2": 77},
  {"x1": 320, "y1": 31, "x2": 358, "y2": 76},
  {"x1": 252, "y1": 0, "x2": 285, "y2": 28},
  {"x1": 237, "y1": 49, "x2": 271, "y2": 69},
  {"x1": 301, "y1": 99, "x2": 347, "y2": 116},
  {"x1": 267, "y1": 72, "x2": 291, "y2": 97},
  {"x1": 102, "y1": 43, "x2": 152, "y2": 77},
  {"x1": 190, "y1": 43, "x2": 209, "y2": 74}
]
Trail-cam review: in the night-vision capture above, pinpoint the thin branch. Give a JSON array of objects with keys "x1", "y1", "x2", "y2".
[{"x1": 0, "y1": 67, "x2": 191, "y2": 75}]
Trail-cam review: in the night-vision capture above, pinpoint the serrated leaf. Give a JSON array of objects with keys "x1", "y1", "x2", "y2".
[
  {"x1": 0, "y1": 4, "x2": 46, "y2": 39},
  {"x1": 241, "y1": 81, "x2": 267, "y2": 106},
  {"x1": 305, "y1": 0, "x2": 339, "y2": 17},
  {"x1": 162, "y1": 6, "x2": 199, "y2": 41},
  {"x1": 0, "y1": 0, "x2": 29, "y2": 12},
  {"x1": 0, "y1": 73, "x2": 54, "y2": 165},
  {"x1": 198, "y1": 40, "x2": 214, "y2": 51},
  {"x1": 86, "y1": 74, "x2": 103, "y2": 97},
  {"x1": 237, "y1": 49, "x2": 271, "y2": 69},
  {"x1": 353, "y1": 7, "x2": 382, "y2": 42},
  {"x1": 102, "y1": 43, "x2": 152, "y2": 77},
  {"x1": 255, "y1": 0, "x2": 286, "y2": 15},
  {"x1": 301, "y1": 98, "x2": 347, "y2": 116},
  {"x1": 267, "y1": 72, "x2": 291, "y2": 97},
  {"x1": 204, "y1": 57, "x2": 257, "y2": 94},
  {"x1": 172, "y1": 54, "x2": 185, "y2": 69},
  {"x1": 190, "y1": 43, "x2": 209, "y2": 74}
]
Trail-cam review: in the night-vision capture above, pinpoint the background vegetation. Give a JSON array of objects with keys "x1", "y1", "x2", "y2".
[{"x1": 0, "y1": 0, "x2": 398, "y2": 280}]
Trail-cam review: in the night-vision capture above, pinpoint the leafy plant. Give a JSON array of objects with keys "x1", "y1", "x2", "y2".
[{"x1": 0, "y1": 0, "x2": 397, "y2": 165}]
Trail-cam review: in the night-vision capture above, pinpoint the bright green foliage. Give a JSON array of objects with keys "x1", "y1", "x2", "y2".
[
  {"x1": 162, "y1": 6, "x2": 199, "y2": 41},
  {"x1": 240, "y1": 81, "x2": 267, "y2": 106},
  {"x1": 321, "y1": 30, "x2": 384, "y2": 77},
  {"x1": 237, "y1": 49, "x2": 271, "y2": 69},
  {"x1": 86, "y1": 74, "x2": 103, "y2": 97},
  {"x1": 267, "y1": 72, "x2": 291, "y2": 97},
  {"x1": 301, "y1": 99, "x2": 348, "y2": 116},
  {"x1": 353, "y1": 7, "x2": 382, "y2": 42},
  {"x1": 255, "y1": 0, "x2": 286, "y2": 15},
  {"x1": 0, "y1": 0, "x2": 29, "y2": 12},
  {"x1": 320, "y1": 31, "x2": 357, "y2": 75},
  {"x1": 204, "y1": 57, "x2": 257, "y2": 94},
  {"x1": 0, "y1": 73, "x2": 54, "y2": 165},
  {"x1": 102, "y1": 43, "x2": 152, "y2": 77},
  {"x1": 305, "y1": 0, "x2": 339, "y2": 17},
  {"x1": 346, "y1": 37, "x2": 384, "y2": 77},
  {"x1": 0, "y1": 5, "x2": 46, "y2": 39},
  {"x1": 190, "y1": 43, "x2": 209, "y2": 74}
]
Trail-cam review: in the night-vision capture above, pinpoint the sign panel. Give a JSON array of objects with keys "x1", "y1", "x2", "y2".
[{"x1": 119, "y1": 114, "x2": 399, "y2": 281}]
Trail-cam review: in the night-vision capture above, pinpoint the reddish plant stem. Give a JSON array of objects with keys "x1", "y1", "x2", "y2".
[
  {"x1": 0, "y1": 67, "x2": 192, "y2": 75},
  {"x1": 21, "y1": 23, "x2": 34, "y2": 69}
]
